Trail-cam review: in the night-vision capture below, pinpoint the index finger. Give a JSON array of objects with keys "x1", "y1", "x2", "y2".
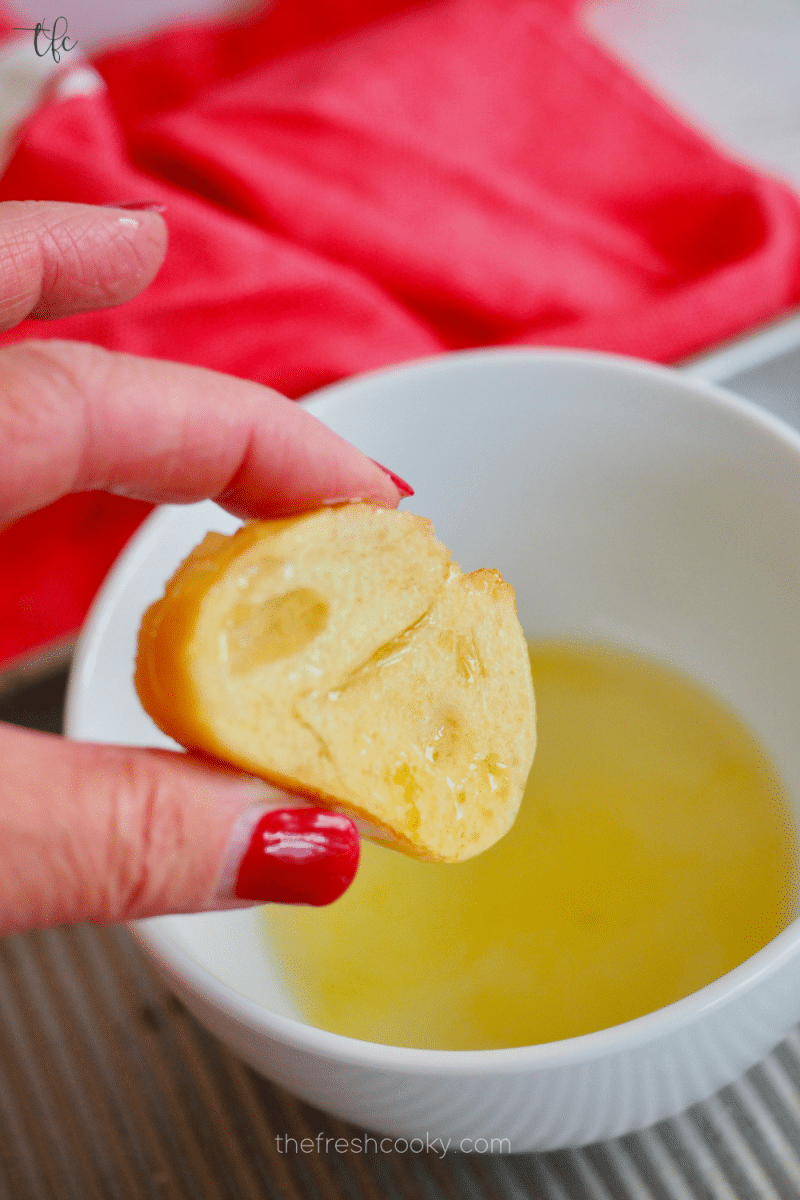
[
  {"x1": 0, "y1": 339, "x2": 409, "y2": 523},
  {"x1": 0, "y1": 200, "x2": 167, "y2": 328}
]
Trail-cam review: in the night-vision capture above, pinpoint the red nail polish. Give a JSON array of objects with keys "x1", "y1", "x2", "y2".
[
  {"x1": 235, "y1": 808, "x2": 359, "y2": 905},
  {"x1": 369, "y1": 459, "x2": 414, "y2": 497},
  {"x1": 109, "y1": 200, "x2": 167, "y2": 213}
]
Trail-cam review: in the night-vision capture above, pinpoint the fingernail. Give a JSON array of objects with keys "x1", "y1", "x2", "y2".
[
  {"x1": 107, "y1": 200, "x2": 167, "y2": 213},
  {"x1": 369, "y1": 459, "x2": 414, "y2": 497},
  {"x1": 232, "y1": 807, "x2": 359, "y2": 905}
]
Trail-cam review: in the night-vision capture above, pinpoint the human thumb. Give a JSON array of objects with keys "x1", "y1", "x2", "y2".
[{"x1": 0, "y1": 722, "x2": 359, "y2": 933}]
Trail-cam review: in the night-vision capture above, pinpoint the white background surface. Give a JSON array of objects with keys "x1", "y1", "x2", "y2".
[{"x1": 584, "y1": 0, "x2": 800, "y2": 190}]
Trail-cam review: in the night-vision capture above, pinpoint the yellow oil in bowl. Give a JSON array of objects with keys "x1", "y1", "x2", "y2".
[{"x1": 262, "y1": 641, "x2": 797, "y2": 1049}]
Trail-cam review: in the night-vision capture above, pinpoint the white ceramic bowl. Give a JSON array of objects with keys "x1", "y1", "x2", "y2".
[{"x1": 66, "y1": 348, "x2": 800, "y2": 1152}]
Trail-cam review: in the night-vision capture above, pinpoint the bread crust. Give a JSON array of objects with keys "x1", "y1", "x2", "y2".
[{"x1": 135, "y1": 504, "x2": 536, "y2": 862}]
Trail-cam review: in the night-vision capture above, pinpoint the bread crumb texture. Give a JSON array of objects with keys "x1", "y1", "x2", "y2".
[{"x1": 135, "y1": 504, "x2": 536, "y2": 862}]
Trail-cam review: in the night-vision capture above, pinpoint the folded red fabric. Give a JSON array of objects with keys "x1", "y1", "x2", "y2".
[{"x1": 3, "y1": 0, "x2": 800, "y2": 665}]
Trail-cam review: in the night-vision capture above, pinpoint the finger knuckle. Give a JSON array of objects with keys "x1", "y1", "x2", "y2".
[
  {"x1": 0, "y1": 340, "x2": 116, "y2": 511},
  {"x1": 92, "y1": 749, "x2": 190, "y2": 923}
]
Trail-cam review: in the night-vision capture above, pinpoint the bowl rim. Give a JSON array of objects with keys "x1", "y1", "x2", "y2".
[
  {"x1": 296, "y1": 342, "x2": 800, "y2": 454},
  {"x1": 69, "y1": 344, "x2": 800, "y2": 1075}
]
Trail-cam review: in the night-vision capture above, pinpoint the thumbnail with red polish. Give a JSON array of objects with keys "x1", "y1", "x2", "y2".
[{"x1": 235, "y1": 808, "x2": 360, "y2": 905}]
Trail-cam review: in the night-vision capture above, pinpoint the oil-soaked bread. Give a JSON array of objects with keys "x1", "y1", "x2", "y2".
[{"x1": 135, "y1": 504, "x2": 536, "y2": 862}]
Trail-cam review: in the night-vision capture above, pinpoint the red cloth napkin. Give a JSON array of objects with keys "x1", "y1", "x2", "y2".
[{"x1": 3, "y1": 0, "x2": 800, "y2": 665}]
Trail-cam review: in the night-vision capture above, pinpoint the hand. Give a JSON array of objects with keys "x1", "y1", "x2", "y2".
[{"x1": 0, "y1": 200, "x2": 408, "y2": 934}]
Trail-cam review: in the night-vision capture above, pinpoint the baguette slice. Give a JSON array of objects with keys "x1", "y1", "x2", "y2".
[{"x1": 135, "y1": 504, "x2": 535, "y2": 862}]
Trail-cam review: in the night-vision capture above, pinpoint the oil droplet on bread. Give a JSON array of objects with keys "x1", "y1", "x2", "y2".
[
  {"x1": 223, "y1": 588, "x2": 329, "y2": 672},
  {"x1": 263, "y1": 641, "x2": 797, "y2": 1049}
]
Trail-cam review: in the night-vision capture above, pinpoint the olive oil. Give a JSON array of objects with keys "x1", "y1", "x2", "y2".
[{"x1": 262, "y1": 641, "x2": 797, "y2": 1049}]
